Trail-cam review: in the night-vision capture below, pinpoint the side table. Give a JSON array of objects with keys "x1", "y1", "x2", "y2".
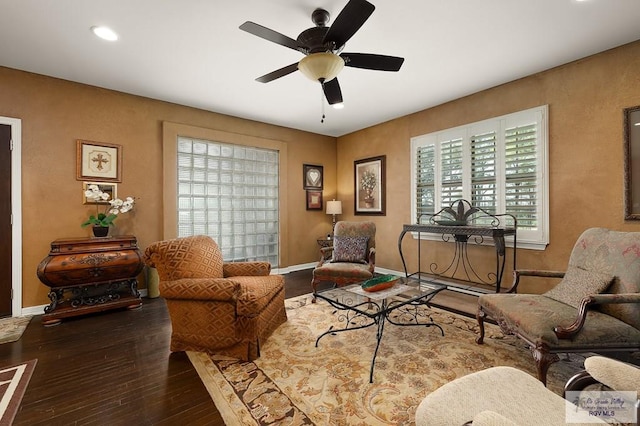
[
  {"x1": 37, "y1": 235, "x2": 144, "y2": 326},
  {"x1": 316, "y1": 237, "x2": 333, "y2": 260}
]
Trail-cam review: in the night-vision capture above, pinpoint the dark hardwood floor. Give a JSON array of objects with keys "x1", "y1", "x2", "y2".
[{"x1": 1, "y1": 269, "x2": 476, "y2": 425}]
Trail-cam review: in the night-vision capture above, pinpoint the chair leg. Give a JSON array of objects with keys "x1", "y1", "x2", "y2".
[
  {"x1": 475, "y1": 308, "x2": 486, "y2": 344},
  {"x1": 564, "y1": 370, "x2": 598, "y2": 396},
  {"x1": 531, "y1": 347, "x2": 559, "y2": 386},
  {"x1": 311, "y1": 278, "x2": 318, "y2": 303}
]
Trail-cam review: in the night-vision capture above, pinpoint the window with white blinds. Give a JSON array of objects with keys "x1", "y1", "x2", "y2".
[
  {"x1": 411, "y1": 105, "x2": 549, "y2": 249},
  {"x1": 176, "y1": 136, "x2": 279, "y2": 265}
]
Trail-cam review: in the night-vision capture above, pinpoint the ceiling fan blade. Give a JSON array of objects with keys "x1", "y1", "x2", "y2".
[
  {"x1": 323, "y1": 78, "x2": 343, "y2": 105},
  {"x1": 255, "y1": 63, "x2": 299, "y2": 83},
  {"x1": 322, "y1": 0, "x2": 375, "y2": 48},
  {"x1": 341, "y1": 52, "x2": 404, "y2": 71},
  {"x1": 240, "y1": 21, "x2": 304, "y2": 53}
]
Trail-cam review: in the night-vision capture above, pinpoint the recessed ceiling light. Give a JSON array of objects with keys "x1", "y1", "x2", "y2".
[{"x1": 91, "y1": 26, "x2": 118, "y2": 41}]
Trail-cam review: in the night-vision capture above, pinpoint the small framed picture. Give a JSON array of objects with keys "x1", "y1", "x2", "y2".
[
  {"x1": 83, "y1": 182, "x2": 117, "y2": 205},
  {"x1": 303, "y1": 164, "x2": 323, "y2": 190},
  {"x1": 355, "y1": 155, "x2": 386, "y2": 215},
  {"x1": 76, "y1": 140, "x2": 122, "y2": 182},
  {"x1": 306, "y1": 190, "x2": 323, "y2": 210}
]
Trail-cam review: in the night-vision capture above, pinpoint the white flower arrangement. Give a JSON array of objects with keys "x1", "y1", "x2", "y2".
[
  {"x1": 81, "y1": 184, "x2": 135, "y2": 228},
  {"x1": 361, "y1": 170, "x2": 377, "y2": 194}
]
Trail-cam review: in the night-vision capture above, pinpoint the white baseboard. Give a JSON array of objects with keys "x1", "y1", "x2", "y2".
[
  {"x1": 21, "y1": 304, "x2": 47, "y2": 316},
  {"x1": 273, "y1": 263, "x2": 316, "y2": 274},
  {"x1": 374, "y1": 267, "x2": 404, "y2": 276}
]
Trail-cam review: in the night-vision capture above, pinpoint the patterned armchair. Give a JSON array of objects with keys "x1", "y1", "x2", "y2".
[
  {"x1": 476, "y1": 228, "x2": 640, "y2": 385},
  {"x1": 144, "y1": 235, "x2": 287, "y2": 361},
  {"x1": 311, "y1": 221, "x2": 376, "y2": 299}
]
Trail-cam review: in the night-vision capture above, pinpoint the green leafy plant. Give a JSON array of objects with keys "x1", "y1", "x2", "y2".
[{"x1": 81, "y1": 184, "x2": 135, "y2": 228}]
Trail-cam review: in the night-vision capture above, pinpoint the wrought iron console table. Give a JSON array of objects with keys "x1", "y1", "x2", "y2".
[{"x1": 398, "y1": 200, "x2": 517, "y2": 295}]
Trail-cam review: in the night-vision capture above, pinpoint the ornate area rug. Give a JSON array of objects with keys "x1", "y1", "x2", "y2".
[
  {"x1": 0, "y1": 359, "x2": 37, "y2": 425},
  {"x1": 0, "y1": 317, "x2": 32, "y2": 345},
  {"x1": 188, "y1": 294, "x2": 585, "y2": 425}
]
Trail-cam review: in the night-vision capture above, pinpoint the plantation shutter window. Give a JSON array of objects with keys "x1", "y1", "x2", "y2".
[
  {"x1": 505, "y1": 123, "x2": 538, "y2": 230},
  {"x1": 410, "y1": 105, "x2": 548, "y2": 249},
  {"x1": 440, "y1": 138, "x2": 464, "y2": 206},
  {"x1": 416, "y1": 144, "x2": 436, "y2": 218}
]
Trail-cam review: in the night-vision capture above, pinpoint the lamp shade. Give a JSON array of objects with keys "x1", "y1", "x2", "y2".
[
  {"x1": 298, "y1": 52, "x2": 345, "y2": 83},
  {"x1": 326, "y1": 200, "x2": 343, "y2": 215}
]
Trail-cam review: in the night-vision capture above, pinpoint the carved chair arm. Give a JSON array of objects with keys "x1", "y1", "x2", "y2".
[
  {"x1": 368, "y1": 247, "x2": 376, "y2": 269},
  {"x1": 159, "y1": 277, "x2": 238, "y2": 301},
  {"x1": 317, "y1": 246, "x2": 334, "y2": 266},
  {"x1": 506, "y1": 269, "x2": 565, "y2": 293},
  {"x1": 223, "y1": 261, "x2": 271, "y2": 277},
  {"x1": 554, "y1": 293, "x2": 640, "y2": 339}
]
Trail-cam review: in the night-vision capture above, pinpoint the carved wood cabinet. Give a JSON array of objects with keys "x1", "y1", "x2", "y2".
[{"x1": 37, "y1": 235, "x2": 144, "y2": 326}]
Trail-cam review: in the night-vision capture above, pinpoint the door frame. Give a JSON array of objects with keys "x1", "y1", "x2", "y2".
[{"x1": 1, "y1": 116, "x2": 22, "y2": 317}]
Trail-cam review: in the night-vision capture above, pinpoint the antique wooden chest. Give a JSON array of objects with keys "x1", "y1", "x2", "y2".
[{"x1": 37, "y1": 235, "x2": 144, "y2": 325}]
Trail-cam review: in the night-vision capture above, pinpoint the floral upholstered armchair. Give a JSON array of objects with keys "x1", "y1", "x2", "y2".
[
  {"x1": 144, "y1": 235, "x2": 287, "y2": 361},
  {"x1": 311, "y1": 221, "x2": 376, "y2": 300},
  {"x1": 476, "y1": 228, "x2": 640, "y2": 385}
]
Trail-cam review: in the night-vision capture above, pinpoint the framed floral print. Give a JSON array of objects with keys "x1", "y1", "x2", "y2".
[
  {"x1": 82, "y1": 182, "x2": 117, "y2": 205},
  {"x1": 76, "y1": 140, "x2": 122, "y2": 182},
  {"x1": 303, "y1": 164, "x2": 323, "y2": 190},
  {"x1": 354, "y1": 155, "x2": 386, "y2": 215}
]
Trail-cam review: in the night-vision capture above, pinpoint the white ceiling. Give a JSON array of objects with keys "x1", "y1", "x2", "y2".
[{"x1": 2, "y1": 0, "x2": 640, "y2": 137}]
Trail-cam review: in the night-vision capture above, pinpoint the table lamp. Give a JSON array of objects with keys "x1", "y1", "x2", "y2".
[{"x1": 326, "y1": 199, "x2": 342, "y2": 235}]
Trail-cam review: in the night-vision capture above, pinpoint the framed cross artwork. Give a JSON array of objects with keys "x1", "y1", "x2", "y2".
[{"x1": 76, "y1": 140, "x2": 123, "y2": 183}]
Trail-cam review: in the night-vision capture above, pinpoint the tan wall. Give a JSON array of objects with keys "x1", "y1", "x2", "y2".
[
  {"x1": 336, "y1": 40, "x2": 640, "y2": 293},
  {"x1": 4, "y1": 39, "x2": 640, "y2": 308},
  {"x1": 0, "y1": 67, "x2": 336, "y2": 308}
]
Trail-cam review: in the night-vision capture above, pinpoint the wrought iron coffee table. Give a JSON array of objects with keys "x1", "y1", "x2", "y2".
[{"x1": 314, "y1": 277, "x2": 446, "y2": 383}]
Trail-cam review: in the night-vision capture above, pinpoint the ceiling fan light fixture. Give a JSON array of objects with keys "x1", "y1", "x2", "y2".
[{"x1": 298, "y1": 52, "x2": 344, "y2": 83}]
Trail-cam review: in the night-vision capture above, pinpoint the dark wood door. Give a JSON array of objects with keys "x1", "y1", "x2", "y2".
[{"x1": 0, "y1": 124, "x2": 11, "y2": 317}]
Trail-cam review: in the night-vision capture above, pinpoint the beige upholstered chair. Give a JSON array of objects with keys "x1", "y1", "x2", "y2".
[
  {"x1": 416, "y1": 356, "x2": 640, "y2": 425},
  {"x1": 144, "y1": 235, "x2": 287, "y2": 361},
  {"x1": 311, "y1": 221, "x2": 376, "y2": 298},
  {"x1": 415, "y1": 366, "x2": 602, "y2": 425},
  {"x1": 476, "y1": 228, "x2": 640, "y2": 385}
]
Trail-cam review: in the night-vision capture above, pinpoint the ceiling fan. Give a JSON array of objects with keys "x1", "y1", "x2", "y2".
[{"x1": 239, "y1": 0, "x2": 405, "y2": 106}]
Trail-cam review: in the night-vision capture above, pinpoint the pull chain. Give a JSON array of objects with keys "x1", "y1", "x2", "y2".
[{"x1": 320, "y1": 84, "x2": 326, "y2": 123}]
